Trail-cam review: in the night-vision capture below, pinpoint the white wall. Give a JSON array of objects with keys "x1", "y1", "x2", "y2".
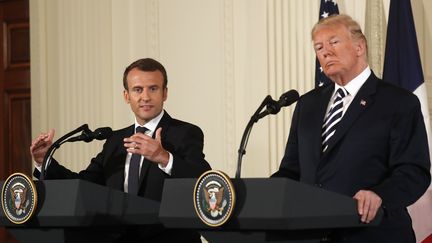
[{"x1": 30, "y1": 0, "x2": 432, "y2": 177}]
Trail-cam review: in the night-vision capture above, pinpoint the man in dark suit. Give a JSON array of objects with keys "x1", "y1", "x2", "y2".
[
  {"x1": 272, "y1": 14, "x2": 431, "y2": 243},
  {"x1": 30, "y1": 58, "x2": 211, "y2": 242}
]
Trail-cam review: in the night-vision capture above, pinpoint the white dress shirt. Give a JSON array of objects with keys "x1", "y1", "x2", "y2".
[{"x1": 324, "y1": 66, "x2": 371, "y2": 119}]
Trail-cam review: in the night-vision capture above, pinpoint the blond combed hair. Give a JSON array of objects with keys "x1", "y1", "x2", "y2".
[{"x1": 311, "y1": 14, "x2": 367, "y2": 49}]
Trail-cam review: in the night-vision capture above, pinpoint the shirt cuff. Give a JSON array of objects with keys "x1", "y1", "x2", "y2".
[
  {"x1": 158, "y1": 152, "x2": 173, "y2": 175},
  {"x1": 35, "y1": 163, "x2": 42, "y2": 172}
]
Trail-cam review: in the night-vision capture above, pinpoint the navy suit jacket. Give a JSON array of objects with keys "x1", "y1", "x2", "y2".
[
  {"x1": 273, "y1": 73, "x2": 431, "y2": 243},
  {"x1": 34, "y1": 112, "x2": 211, "y2": 242}
]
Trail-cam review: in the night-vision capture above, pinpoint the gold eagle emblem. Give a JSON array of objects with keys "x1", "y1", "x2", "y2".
[{"x1": 204, "y1": 181, "x2": 227, "y2": 217}]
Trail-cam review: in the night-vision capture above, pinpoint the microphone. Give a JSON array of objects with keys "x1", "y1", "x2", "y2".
[
  {"x1": 256, "y1": 90, "x2": 300, "y2": 120},
  {"x1": 236, "y1": 89, "x2": 300, "y2": 178},
  {"x1": 67, "y1": 127, "x2": 113, "y2": 143},
  {"x1": 40, "y1": 125, "x2": 113, "y2": 180},
  {"x1": 277, "y1": 89, "x2": 300, "y2": 108}
]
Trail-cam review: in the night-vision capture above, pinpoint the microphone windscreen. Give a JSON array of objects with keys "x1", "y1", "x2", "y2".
[
  {"x1": 278, "y1": 90, "x2": 299, "y2": 107},
  {"x1": 94, "y1": 127, "x2": 113, "y2": 140}
]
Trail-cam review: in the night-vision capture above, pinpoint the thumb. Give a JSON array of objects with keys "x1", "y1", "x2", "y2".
[
  {"x1": 47, "y1": 129, "x2": 56, "y2": 142},
  {"x1": 155, "y1": 127, "x2": 163, "y2": 142}
]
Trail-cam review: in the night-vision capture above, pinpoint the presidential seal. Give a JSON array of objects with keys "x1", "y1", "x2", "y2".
[
  {"x1": 1, "y1": 173, "x2": 37, "y2": 224},
  {"x1": 193, "y1": 170, "x2": 235, "y2": 227}
]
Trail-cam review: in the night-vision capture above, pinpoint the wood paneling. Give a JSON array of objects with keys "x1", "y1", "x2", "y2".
[
  {"x1": 5, "y1": 90, "x2": 31, "y2": 174},
  {"x1": 0, "y1": 0, "x2": 29, "y2": 242},
  {"x1": 6, "y1": 22, "x2": 30, "y2": 68},
  {"x1": 0, "y1": 0, "x2": 31, "y2": 178}
]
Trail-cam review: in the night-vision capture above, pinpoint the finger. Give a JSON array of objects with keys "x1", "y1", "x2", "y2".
[
  {"x1": 124, "y1": 141, "x2": 137, "y2": 149},
  {"x1": 366, "y1": 199, "x2": 381, "y2": 223},
  {"x1": 124, "y1": 140, "x2": 144, "y2": 152},
  {"x1": 31, "y1": 137, "x2": 49, "y2": 151},
  {"x1": 31, "y1": 134, "x2": 46, "y2": 146},
  {"x1": 124, "y1": 136, "x2": 144, "y2": 144},
  {"x1": 46, "y1": 129, "x2": 56, "y2": 142},
  {"x1": 155, "y1": 128, "x2": 162, "y2": 142},
  {"x1": 365, "y1": 207, "x2": 376, "y2": 223},
  {"x1": 126, "y1": 142, "x2": 142, "y2": 154},
  {"x1": 361, "y1": 198, "x2": 371, "y2": 223},
  {"x1": 354, "y1": 192, "x2": 365, "y2": 216},
  {"x1": 32, "y1": 130, "x2": 53, "y2": 146},
  {"x1": 129, "y1": 133, "x2": 150, "y2": 142},
  {"x1": 30, "y1": 143, "x2": 42, "y2": 153}
]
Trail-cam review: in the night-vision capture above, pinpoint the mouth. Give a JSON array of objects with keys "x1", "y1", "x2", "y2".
[
  {"x1": 139, "y1": 104, "x2": 153, "y2": 111},
  {"x1": 325, "y1": 60, "x2": 337, "y2": 68}
]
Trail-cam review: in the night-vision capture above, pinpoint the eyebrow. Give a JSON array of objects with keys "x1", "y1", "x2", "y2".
[{"x1": 314, "y1": 34, "x2": 339, "y2": 44}]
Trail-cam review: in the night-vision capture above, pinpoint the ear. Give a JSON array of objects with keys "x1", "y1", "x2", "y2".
[
  {"x1": 163, "y1": 87, "x2": 168, "y2": 102},
  {"x1": 123, "y1": 90, "x2": 130, "y2": 104},
  {"x1": 355, "y1": 39, "x2": 366, "y2": 57}
]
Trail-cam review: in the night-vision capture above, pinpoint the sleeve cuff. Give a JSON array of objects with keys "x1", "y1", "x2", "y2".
[
  {"x1": 35, "y1": 163, "x2": 42, "y2": 172},
  {"x1": 158, "y1": 152, "x2": 173, "y2": 175}
]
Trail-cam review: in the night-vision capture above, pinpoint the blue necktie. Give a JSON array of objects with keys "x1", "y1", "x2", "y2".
[
  {"x1": 322, "y1": 88, "x2": 347, "y2": 152},
  {"x1": 128, "y1": 126, "x2": 148, "y2": 194}
]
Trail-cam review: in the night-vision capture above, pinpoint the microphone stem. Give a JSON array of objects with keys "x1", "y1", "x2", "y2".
[
  {"x1": 235, "y1": 90, "x2": 299, "y2": 178},
  {"x1": 235, "y1": 96, "x2": 270, "y2": 178},
  {"x1": 236, "y1": 119, "x2": 255, "y2": 178},
  {"x1": 40, "y1": 124, "x2": 88, "y2": 180}
]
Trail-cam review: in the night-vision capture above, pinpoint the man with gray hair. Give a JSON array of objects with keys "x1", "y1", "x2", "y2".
[{"x1": 273, "y1": 14, "x2": 430, "y2": 243}]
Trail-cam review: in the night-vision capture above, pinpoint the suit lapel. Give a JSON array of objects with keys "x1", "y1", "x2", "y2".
[{"x1": 322, "y1": 73, "x2": 378, "y2": 158}]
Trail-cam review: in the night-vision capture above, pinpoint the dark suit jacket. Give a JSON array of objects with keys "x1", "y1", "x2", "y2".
[
  {"x1": 34, "y1": 111, "x2": 211, "y2": 242},
  {"x1": 273, "y1": 73, "x2": 431, "y2": 243}
]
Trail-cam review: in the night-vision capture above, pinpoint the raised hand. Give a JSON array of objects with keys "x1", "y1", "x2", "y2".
[
  {"x1": 124, "y1": 127, "x2": 169, "y2": 167},
  {"x1": 30, "y1": 129, "x2": 55, "y2": 166}
]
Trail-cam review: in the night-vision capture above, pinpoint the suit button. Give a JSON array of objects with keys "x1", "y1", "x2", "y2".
[{"x1": 315, "y1": 183, "x2": 323, "y2": 188}]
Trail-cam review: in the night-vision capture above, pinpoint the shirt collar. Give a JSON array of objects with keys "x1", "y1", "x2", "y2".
[
  {"x1": 134, "y1": 110, "x2": 165, "y2": 134},
  {"x1": 335, "y1": 66, "x2": 371, "y2": 97}
]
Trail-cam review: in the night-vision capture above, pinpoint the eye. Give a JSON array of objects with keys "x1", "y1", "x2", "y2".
[
  {"x1": 314, "y1": 45, "x2": 323, "y2": 52},
  {"x1": 132, "y1": 87, "x2": 143, "y2": 93},
  {"x1": 330, "y1": 39, "x2": 339, "y2": 45},
  {"x1": 149, "y1": 86, "x2": 159, "y2": 92}
]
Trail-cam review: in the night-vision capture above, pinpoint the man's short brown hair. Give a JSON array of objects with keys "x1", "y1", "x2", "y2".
[{"x1": 123, "y1": 58, "x2": 168, "y2": 90}]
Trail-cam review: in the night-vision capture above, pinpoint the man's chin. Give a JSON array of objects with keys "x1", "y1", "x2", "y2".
[
  {"x1": 136, "y1": 111, "x2": 161, "y2": 123},
  {"x1": 323, "y1": 71, "x2": 337, "y2": 81}
]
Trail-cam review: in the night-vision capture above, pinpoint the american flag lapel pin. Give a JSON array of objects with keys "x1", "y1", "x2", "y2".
[{"x1": 360, "y1": 99, "x2": 366, "y2": 106}]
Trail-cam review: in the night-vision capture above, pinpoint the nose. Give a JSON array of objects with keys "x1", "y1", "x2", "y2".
[
  {"x1": 140, "y1": 88, "x2": 151, "y2": 101},
  {"x1": 321, "y1": 43, "x2": 333, "y2": 58}
]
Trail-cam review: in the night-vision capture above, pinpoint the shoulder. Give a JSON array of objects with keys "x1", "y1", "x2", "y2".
[
  {"x1": 111, "y1": 124, "x2": 134, "y2": 137},
  {"x1": 166, "y1": 117, "x2": 203, "y2": 135},
  {"x1": 162, "y1": 112, "x2": 203, "y2": 131},
  {"x1": 375, "y1": 79, "x2": 420, "y2": 107},
  {"x1": 302, "y1": 84, "x2": 329, "y2": 98},
  {"x1": 103, "y1": 124, "x2": 133, "y2": 146},
  {"x1": 160, "y1": 113, "x2": 204, "y2": 142},
  {"x1": 295, "y1": 83, "x2": 333, "y2": 106}
]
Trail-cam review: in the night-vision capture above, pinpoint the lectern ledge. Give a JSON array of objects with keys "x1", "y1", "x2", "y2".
[
  {"x1": 159, "y1": 177, "x2": 383, "y2": 243},
  {"x1": 0, "y1": 179, "x2": 160, "y2": 243}
]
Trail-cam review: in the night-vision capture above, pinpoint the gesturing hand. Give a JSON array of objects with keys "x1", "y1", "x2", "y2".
[
  {"x1": 124, "y1": 128, "x2": 169, "y2": 167},
  {"x1": 30, "y1": 129, "x2": 56, "y2": 166}
]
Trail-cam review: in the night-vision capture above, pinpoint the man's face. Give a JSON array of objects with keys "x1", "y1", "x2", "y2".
[
  {"x1": 123, "y1": 68, "x2": 167, "y2": 125},
  {"x1": 313, "y1": 25, "x2": 364, "y2": 85}
]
